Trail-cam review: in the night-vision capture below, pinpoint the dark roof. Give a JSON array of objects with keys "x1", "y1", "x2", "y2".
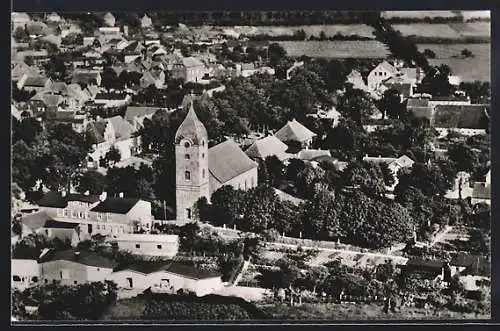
[
  {"x1": 37, "y1": 191, "x2": 100, "y2": 208},
  {"x1": 406, "y1": 98, "x2": 429, "y2": 108},
  {"x1": 115, "y1": 260, "x2": 171, "y2": 274},
  {"x1": 411, "y1": 106, "x2": 433, "y2": 121},
  {"x1": 38, "y1": 249, "x2": 117, "y2": 269},
  {"x1": 24, "y1": 76, "x2": 49, "y2": 87},
  {"x1": 472, "y1": 182, "x2": 491, "y2": 200},
  {"x1": 164, "y1": 262, "x2": 221, "y2": 280},
  {"x1": 90, "y1": 197, "x2": 141, "y2": 214},
  {"x1": 451, "y1": 254, "x2": 490, "y2": 276},
  {"x1": 42, "y1": 220, "x2": 79, "y2": 229},
  {"x1": 433, "y1": 105, "x2": 490, "y2": 129},
  {"x1": 95, "y1": 93, "x2": 129, "y2": 100},
  {"x1": 406, "y1": 258, "x2": 444, "y2": 270},
  {"x1": 174, "y1": 103, "x2": 208, "y2": 145},
  {"x1": 209, "y1": 139, "x2": 257, "y2": 184}
]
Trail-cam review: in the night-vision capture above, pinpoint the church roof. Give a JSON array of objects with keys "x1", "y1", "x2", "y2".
[
  {"x1": 209, "y1": 139, "x2": 257, "y2": 184},
  {"x1": 274, "y1": 119, "x2": 317, "y2": 143},
  {"x1": 174, "y1": 103, "x2": 207, "y2": 145},
  {"x1": 245, "y1": 135, "x2": 289, "y2": 160}
]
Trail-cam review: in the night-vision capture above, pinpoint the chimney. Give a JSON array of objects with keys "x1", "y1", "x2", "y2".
[
  {"x1": 119, "y1": 192, "x2": 124, "y2": 198},
  {"x1": 99, "y1": 191, "x2": 107, "y2": 201}
]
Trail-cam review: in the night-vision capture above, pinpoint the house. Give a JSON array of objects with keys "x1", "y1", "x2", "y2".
[
  {"x1": 245, "y1": 135, "x2": 291, "y2": 161},
  {"x1": 171, "y1": 57, "x2": 209, "y2": 83},
  {"x1": 346, "y1": 70, "x2": 370, "y2": 92},
  {"x1": 107, "y1": 261, "x2": 223, "y2": 296},
  {"x1": 94, "y1": 93, "x2": 132, "y2": 109},
  {"x1": 47, "y1": 110, "x2": 91, "y2": 133},
  {"x1": 37, "y1": 191, "x2": 101, "y2": 221},
  {"x1": 367, "y1": 61, "x2": 399, "y2": 91},
  {"x1": 274, "y1": 119, "x2": 317, "y2": 149},
  {"x1": 140, "y1": 69, "x2": 165, "y2": 89},
  {"x1": 103, "y1": 12, "x2": 116, "y2": 27},
  {"x1": 459, "y1": 275, "x2": 490, "y2": 300},
  {"x1": 88, "y1": 197, "x2": 153, "y2": 236},
  {"x1": 174, "y1": 104, "x2": 258, "y2": 220},
  {"x1": 20, "y1": 211, "x2": 80, "y2": 245},
  {"x1": 46, "y1": 12, "x2": 62, "y2": 23},
  {"x1": 471, "y1": 182, "x2": 491, "y2": 205},
  {"x1": 401, "y1": 258, "x2": 449, "y2": 281},
  {"x1": 12, "y1": 257, "x2": 40, "y2": 290},
  {"x1": 432, "y1": 104, "x2": 490, "y2": 137},
  {"x1": 113, "y1": 234, "x2": 179, "y2": 257},
  {"x1": 141, "y1": 14, "x2": 153, "y2": 29},
  {"x1": 95, "y1": 115, "x2": 140, "y2": 161},
  {"x1": 124, "y1": 106, "x2": 162, "y2": 130},
  {"x1": 72, "y1": 70, "x2": 102, "y2": 86},
  {"x1": 237, "y1": 63, "x2": 276, "y2": 78},
  {"x1": 38, "y1": 249, "x2": 116, "y2": 286},
  {"x1": 362, "y1": 154, "x2": 414, "y2": 191},
  {"x1": 19, "y1": 75, "x2": 52, "y2": 93},
  {"x1": 11, "y1": 12, "x2": 31, "y2": 30},
  {"x1": 450, "y1": 254, "x2": 490, "y2": 277}
]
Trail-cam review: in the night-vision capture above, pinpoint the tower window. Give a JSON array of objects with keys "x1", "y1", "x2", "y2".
[
  {"x1": 184, "y1": 142, "x2": 190, "y2": 148},
  {"x1": 184, "y1": 154, "x2": 190, "y2": 159},
  {"x1": 185, "y1": 171, "x2": 191, "y2": 180},
  {"x1": 202, "y1": 140, "x2": 205, "y2": 146},
  {"x1": 202, "y1": 169, "x2": 205, "y2": 178},
  {"x1": 186, "y1": 208, "x2": 192, "y2": 219},
  {"x1": 202, "y1": 153, "x2": 205, "y2": 158}
]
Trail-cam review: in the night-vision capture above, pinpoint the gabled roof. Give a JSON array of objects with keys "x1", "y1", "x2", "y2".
[
  {"x1": 175, "y1": 103, "x2": 208, "y2": 145},
  {"x1": 181, "y1": 56, "x2": 205, "y2": 68},
  {"x1": 108, "y1": 115, "x2": 135, "y2": 140},
  {"x1": 88, "y1": 121, "x2": 108, "y2": 144},
  {"x1": 21, "y1": 211, "x2": 53, "y2": 231},
  {"x1": 245, "y1": 135, "x2": 289, "y2": 160},
  {"x1": 24, "y1": 75, "x2": 50, "y2": 87},
  {"x1": 372, "y1": 60, "x2": 398, "y2": 76},
  {"x1": 433, "y1": 104, "x2": 490, "y2": 129},
  {"x1": 38, "y1": 191, "x2": 101, "y2": 208},
  {"x1": 209, "y1": 139, "x2": 257, "y2": 184},
  {"x1": 275, "y1": 119, "x2": 317, "y2": 143},
  {"x1": 297, "y1": 149, "x2": 331, "y2": 161},
  {"x1": 90, "y1": 197, "x2": 141, "y2": 214},
  {"x1": 124, "y1": 106, "x2": 160, "y2": 123},
  {"x1": 472, "y1": 182, "x2": 490, "y2": 200},
  {"x1": 38, "y1": 249, "x2": 117, "y2": 269}
]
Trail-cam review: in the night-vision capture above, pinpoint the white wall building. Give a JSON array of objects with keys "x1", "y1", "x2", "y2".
[{"x1": 113, "y1": 234, "x2": 179, "y2": 257}]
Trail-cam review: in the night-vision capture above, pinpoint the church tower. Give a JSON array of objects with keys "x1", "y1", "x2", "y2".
[{"x1": 174, "y1": 102, "x2": 209, "y2": 220}]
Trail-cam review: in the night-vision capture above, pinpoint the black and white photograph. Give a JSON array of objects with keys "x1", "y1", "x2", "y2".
[{"x1": 10, "y1": 9, "x2": 491, "y2": 322}]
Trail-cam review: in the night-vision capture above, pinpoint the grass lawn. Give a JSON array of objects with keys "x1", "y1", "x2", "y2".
[{"x1": 258, "y1": 302, "x2": 490, "y2": 320}]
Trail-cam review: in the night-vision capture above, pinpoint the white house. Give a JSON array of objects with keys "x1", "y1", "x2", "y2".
[
  {"x1": 367, "y1": 61, "x2": 399, "y2": 91},
  {"x1": 38, "y1": 249, "x2": 116, "y2": 286},
  {"x1": 93, "y1": 93, "x2": 132, "y2": 109},
  {"x1": 11, "y1": 258, "x2": 40, "y2": 290},
  {"x1": 274, "y1": 119, "x2": 317, "y2": 149},
  {"x1": 113, "y1": 234, "x2": 179, "y2": 257},
  {"x1": 107, "y1": 262, "x2": 223, "y2": 297}
]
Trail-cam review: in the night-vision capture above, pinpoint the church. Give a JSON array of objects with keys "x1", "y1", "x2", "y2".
[{"x1": 175, "y1": 103, "x2": 258, "y2": 220}]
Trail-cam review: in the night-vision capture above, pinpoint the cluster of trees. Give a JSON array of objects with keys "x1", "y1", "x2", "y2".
[
  {"x1": 458, "y1": 81, "x2": 491, "y2": 103},
  {"x1": 100, "y1": 66, "x2": 143, "y2": 91},
  {"x1": 248, "y1": 30, "x2": 372, "y2": 42},
  {"x1": 12, "y1": 281, "x2": 118, "y2": 320},
  {"x1": 12, "y1": 120, "x2": 93, "y2": 195}
]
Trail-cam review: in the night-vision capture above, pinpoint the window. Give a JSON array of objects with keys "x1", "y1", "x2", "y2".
[
  {"x1": 157, "y1": 245, "x2": 162, "y2": 249},
  {"x1": 60, "y1": 270, "x2": 69, "y2": 279},
  {"x1": 44, "y1": 279, "x2": 48, "y2": 284},
  {"x1": 202, "y1": 169, "x2": 205, "y2": 178},
  {"x1": 202, "y1": 153, "x2": 205, "y2": 158},
  {"x1": 202, "y1": 140, "x2": 205, "y2": 146},
  {"x1": 32, "y1": 276, "x2": 38, "y2": 283},
  {"x1": 97, "y1": 268, "x2": 100, "y2": 271},
  {"x1": 79, "y1": 212, "x2": 84, "y2": 218},
  {"x1": 184, "y1": 142, "x2": 190, "y2": 148},
  {"x1": 244, "y1": 180, "x2": 247, "y2": 190},
  {"x1": 186, "y1": 208, "x2": 192, "y2": 219},
  {"x1": 97, "y1": 224, "x2": 100, "y2": 230},
  {"x1": 185, "y1": 154, "x2": 190, "y2": 159},
  {"x1": 13, "y1": 275, "x2": 21, "y2": 282},
  {"x1": 74, "y1": 280, "x2": 78, "y2": 285},
  {"x1": 185, "y1": 171, "x2": 191, "y2": 180},
  {"x1": 135, "y1": 244, "x2": 140, "y2": 248}
]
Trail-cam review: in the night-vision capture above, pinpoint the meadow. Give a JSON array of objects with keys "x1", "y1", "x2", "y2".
[{"x1": 278, "y1": 40, "x2": 390, "y2": 59}]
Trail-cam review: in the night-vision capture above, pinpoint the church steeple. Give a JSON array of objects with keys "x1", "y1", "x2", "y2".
[{"x1": 174, "y1": 101, "x2": 207, "y2": 145}]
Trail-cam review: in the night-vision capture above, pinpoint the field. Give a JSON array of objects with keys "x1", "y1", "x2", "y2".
[
  {"x1": 259, "y1": 302, "x2": 490, "y2": 320},
  {"x1": 382, "y1": 11, "x2": 490, "y2": 21},
  {"x1": 227, "y1": 24, "x2": 376, "y2": 38},
  {"x1": 278, "y1": 40, "x2": 389, "y2": 59},
  {"x1": 417, "y1": 43, "x2": 490, "y2": 82},
  {"x1": 393, "y1": 22, "x2": 490, "y2": 39}
]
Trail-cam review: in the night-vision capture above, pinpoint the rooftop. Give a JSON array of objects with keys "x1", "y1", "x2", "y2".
[
  {"x1": 274, "y1": 119, "x2": 317, "y2": 143},
  {"x1": 90, "y1": 197, "x2": 141, "y2": 214},
  {"x1": 245, "y1": 135, "x2": 289, "y2": 160},
  {"x1": 209, "y1": 139, "x2": 258, "y2": 184},
  {"x1": 39, "y1": 249, "x2": 116, "y2": 269}
]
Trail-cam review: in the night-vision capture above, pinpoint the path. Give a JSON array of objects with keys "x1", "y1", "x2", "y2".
[{"x1": 233, "y1": 260, "x2": 250, "y2": 286}]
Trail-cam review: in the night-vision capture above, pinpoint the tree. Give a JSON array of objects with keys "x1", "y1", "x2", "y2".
[
  {"x1": 210, "y1": 185, "x2": 247, "y2": 228},
  {"x1": 101, "y1": 67, "x2": 119, "y2": 91},
  {"x1": 242, "y1": 184, "x2": 278, "y2": 233},
  {"x1": 447, "y1": 141, "x2": 477, "y2": 172},
  {"x1": 423, "y1": 49, "x2": 436, "y2": 59},
  {"x1": 302, "y1": 186, "x2": 339, "y2": 240},
  {"x1": 268, "y1": 43, "x2": 287, "y2": 67},
  {"x1": 285, "y1": 158, "x2": 306, "y2": 181},
  {"x1": 104, "y1": 146, "x2": 122, "y2": 166},
  {"x1": 395, "y1": 162, "x2": 455, "y2": 198},
  {"x1": 377, "y1": 88, "x2": 406, "y2": 119},
  {"x1": 458, "y1": 81, "x2": 490, "y2": 103},
  {"x1": 44, "y1": 56, "x2": 67, "y2": 80},
  {"x1": 418, "y1": 64, "x2": 455, "y2": 97},
  {"x1": 336, "y1": 85, "x2": 377, "y2": 123},
  {"x1": 461, "y1": 48, "x2": 474, "y2": 58},
  {"x1": 341, "y1": 160, "x2": 387, "y2": 197},
  {"x1": 296, "y1": 164, "x2": 326, "y2": 198},
  {"x1": 77, "y1": 170, "x2": 106, "y2": 195}
]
